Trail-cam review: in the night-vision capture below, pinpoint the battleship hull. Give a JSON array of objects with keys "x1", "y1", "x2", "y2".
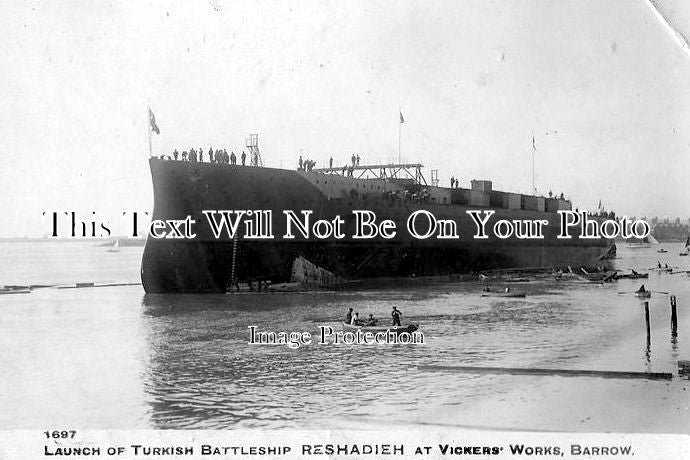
[{"x1": 141, "y1": 159, "x2": 615, "y2": 293}]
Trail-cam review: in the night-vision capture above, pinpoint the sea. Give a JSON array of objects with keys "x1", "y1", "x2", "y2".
[{"x1": 0, "y1": 241, "x2": 688, "y2": 433}]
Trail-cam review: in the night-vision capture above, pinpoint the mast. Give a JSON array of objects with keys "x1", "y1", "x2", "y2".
[
  {"x1": 147, "y1": 106, "x2": 152, "y2": 157},
  {"x1": 531, "y1": 132, "x2": 536, "y2": 194},
  {"x1": 398, "y1": 109, "x2": 404, "y2": 164}
]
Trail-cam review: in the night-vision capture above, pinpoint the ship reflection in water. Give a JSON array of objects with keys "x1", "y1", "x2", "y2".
[{"x1": 0, "y1": 242, "x2": 688, "y2": 432}]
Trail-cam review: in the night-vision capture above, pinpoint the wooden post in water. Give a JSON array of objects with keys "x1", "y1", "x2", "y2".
[
  {"x1": 644, "y1": 300, "x2": 651, "y2": 361},
  {"x1": 670, "y1": 295, "x2": 678, "y2": 336}
]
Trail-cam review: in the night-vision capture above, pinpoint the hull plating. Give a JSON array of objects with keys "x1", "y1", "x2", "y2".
[{"x1": 141, "y1": 159, "x2": 614, "y2": 293}]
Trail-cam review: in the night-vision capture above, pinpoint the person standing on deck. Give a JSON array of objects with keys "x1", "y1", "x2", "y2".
[
  {"x1": 329, "y1": 156, "x2": 333, "y2": 169},
  {"x1": 241, "y1": 151, "x2": 246, "y2": 166},
  {"x1": 345, "y1": 307, "x2": 353, "y2": 324},
  {"x1": 391, "y1": 306, "x2": 401, "y2": 326}
]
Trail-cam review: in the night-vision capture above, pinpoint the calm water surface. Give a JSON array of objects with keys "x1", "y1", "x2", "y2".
[{"x1": 0, "y1": 241, "x2": 688, "y2": 431}]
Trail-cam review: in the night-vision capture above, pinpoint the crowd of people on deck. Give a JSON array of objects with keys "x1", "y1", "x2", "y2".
[
  {"x1": 297, "y1": 153, "x2": 365, "y2": 173},
  {"x1": 298, "y1": 156, "x2": 317, "y2": 171},
  {"x1": 345, "y1": 306, "x2": 402, "y2": 327},
  {"x1": 159, "y1": 147, "x2": 250, "y2": 165}
]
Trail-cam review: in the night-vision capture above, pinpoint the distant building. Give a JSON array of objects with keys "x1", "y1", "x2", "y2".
[{"x1": 649, "y1": 216, "x2": 690, "y2": 242}]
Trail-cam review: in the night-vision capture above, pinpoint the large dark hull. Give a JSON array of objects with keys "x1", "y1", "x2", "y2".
[{"x1": 141, "y1": 159, "x2": 614, "y2": 293}]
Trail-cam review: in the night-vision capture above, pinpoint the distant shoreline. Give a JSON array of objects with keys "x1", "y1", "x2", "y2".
[{"x1": 0, "y1": 237, "x2": 146, "y2": 246}]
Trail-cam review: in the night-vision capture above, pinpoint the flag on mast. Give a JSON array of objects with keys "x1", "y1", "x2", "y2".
[
  {"x1": 149, "y1": 107, "x2": 160, "y2": 134},
  {"x1": 399, "y1": 110, "x2": 405, "y2": 124}
]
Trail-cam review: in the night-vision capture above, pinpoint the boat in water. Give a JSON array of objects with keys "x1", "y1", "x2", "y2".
[
  {"x1": 341, "y1": 322, "x2": 419, "y2": 334},
  {"x1": 616, "y1": 270, "x2": 649, "y2": 280},
  {"x1": 141, "y1": 143, "x2": 616, "y2": 293},
  {"x1": 634, "y1": 288, "x2": 651, "y2": 298},
  {"x1": 106, "y1": 239, "x2": 120, "y2": 253},
  {"x1": 480, "y1": 291, "x2": 527, "y2": 298}
]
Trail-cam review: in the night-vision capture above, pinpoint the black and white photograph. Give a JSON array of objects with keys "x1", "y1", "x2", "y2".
[{"x1": 1, "y1": 1, "x2": 689, "y2": 458}]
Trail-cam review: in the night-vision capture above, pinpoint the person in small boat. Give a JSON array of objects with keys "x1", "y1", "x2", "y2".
[
  {"x1": 391, "y1": 306, "x2": 401, "y2": 326},
  {"x1": 366, "y1": 313, "x2": 378, "y2": 326},
  {"x1": 665, "y1": 263, "x2": 669, "y2": 269},
  {"x1": 345, "y1": 307, "x2": 353, "y2": 324},
  {"x1": 351, "y1": 312, "x2": 362, "y2": 326},
  {"x1": 657, "y1": 261, "x2": 661, "y2": 269},
  {"x1": 631, "y1": 269, "x2": 639, "y2": 276}
]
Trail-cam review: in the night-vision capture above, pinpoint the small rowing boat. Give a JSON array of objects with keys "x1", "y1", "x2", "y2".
[
  {"x1": 480, "y1": 292, "x2": 526, "y2": 298},
  {"x1": 616, "y1": 272, "x2": 649, "y2": 280},
  {"x1": 634, "y1": 290, "x2": 651, "y2": 298},
  {"x1": 342, "y1": 322, "x2": 419, "y2": 334}
]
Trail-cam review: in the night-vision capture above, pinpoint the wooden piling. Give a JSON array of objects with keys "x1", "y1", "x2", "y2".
[
  {"x1": 679, "y1": 360, "x2": 690, "y2": 377},
  {"x1": 644, "y1": 300, "x2": 651, "y2": 361},
  {"x1": 670, "y1": 295, "x2": 678, "y2": 333}
]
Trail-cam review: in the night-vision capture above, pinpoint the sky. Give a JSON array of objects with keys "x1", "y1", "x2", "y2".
[{"x1": 0, "y1": 0, "x2": 689, "y2": 237}]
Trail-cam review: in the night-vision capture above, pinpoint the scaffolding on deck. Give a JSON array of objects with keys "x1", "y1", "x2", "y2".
[{"x1": 312, "y1": 163, "x2": 427, "y2": 185}]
